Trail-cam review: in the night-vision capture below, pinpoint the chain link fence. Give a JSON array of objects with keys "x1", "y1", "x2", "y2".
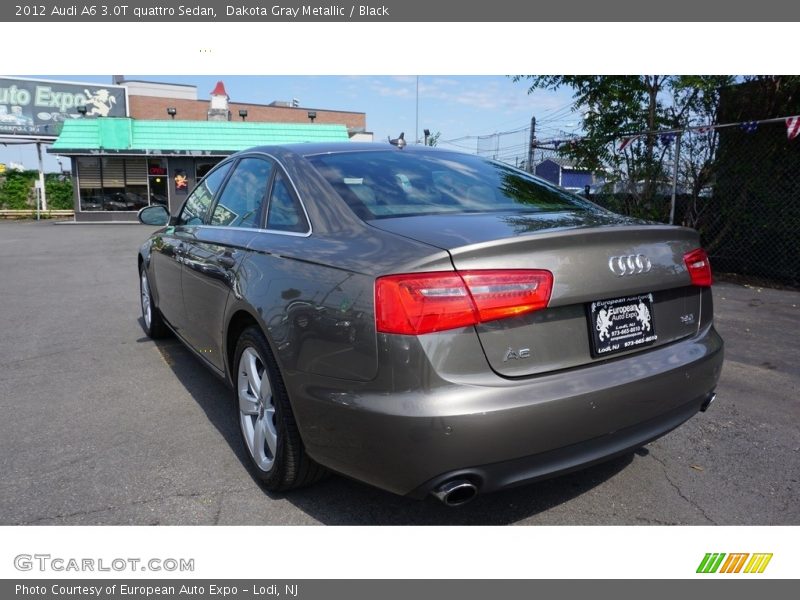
[{"x1": 467, "y1": 122, "x2": 799, "y2": 286}]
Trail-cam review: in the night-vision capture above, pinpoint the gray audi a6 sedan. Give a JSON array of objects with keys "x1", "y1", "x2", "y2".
[{"x1": 137, "y1": 142, "x2": 723, "y2": 506}]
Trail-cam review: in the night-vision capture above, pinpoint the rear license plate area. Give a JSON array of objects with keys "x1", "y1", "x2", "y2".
[{"x1": 588, "y1": 293, "x2": 658, "y2": 357}]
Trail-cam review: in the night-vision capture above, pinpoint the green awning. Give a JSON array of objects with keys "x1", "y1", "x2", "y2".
[{"x1": 49, "y1": 118, "x2": 350, "y2": 155}]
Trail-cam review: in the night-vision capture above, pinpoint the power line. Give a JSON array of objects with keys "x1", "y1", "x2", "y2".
[{"x1": 533, "y1": 114, "x2": 800, "y2": 148}]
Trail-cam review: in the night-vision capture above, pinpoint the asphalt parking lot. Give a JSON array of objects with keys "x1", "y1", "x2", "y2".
[{"x1": 1, "y1": 220, "x2": 798, "y2": 525}]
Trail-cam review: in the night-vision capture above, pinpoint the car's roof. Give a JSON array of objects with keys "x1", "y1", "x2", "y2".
[{"x1": 244, "y1": 141, "x2": 454, "y2": 159}]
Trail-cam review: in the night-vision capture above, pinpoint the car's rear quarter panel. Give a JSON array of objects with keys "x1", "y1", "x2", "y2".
[{"x1": 235, "y1": 229, "x2": 454, "y2": 382}]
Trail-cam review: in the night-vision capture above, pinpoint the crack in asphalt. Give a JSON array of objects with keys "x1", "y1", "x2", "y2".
[
  {"x1": 14, "y1": 488, "x2": 249, "y2": 525},
  {"x1": 648, "y1": 451, "x2": 717, "y2": 525},
  {"x1": 213, "y1": 491, "x2": 225, "y2": 525},
  {"x1": 634, "y1": 516, "x2": 681, "y2": 525},
  {"x1": 0, "y1": 347, "x2": 87, "y2": 370}
]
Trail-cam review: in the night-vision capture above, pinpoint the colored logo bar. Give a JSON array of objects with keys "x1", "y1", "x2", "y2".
[{"x1": 697, "y1": 553, "x2": 773, "y2": 573}]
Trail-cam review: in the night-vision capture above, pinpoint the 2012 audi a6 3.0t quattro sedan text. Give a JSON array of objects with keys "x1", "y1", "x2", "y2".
[{"x1": 137, "y1": 143, "x2": 723, "y2": 506}]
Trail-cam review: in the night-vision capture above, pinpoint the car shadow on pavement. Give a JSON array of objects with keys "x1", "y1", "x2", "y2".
[
  {"x1": 140, "y1": 328, "x2": 250, "y2": 473},
  {"x1": 148, "y1": 328, "x2": 633, "y2": 525},
  {"x1": 280, "y1": 454, "x2": 633, "y2": 525}
]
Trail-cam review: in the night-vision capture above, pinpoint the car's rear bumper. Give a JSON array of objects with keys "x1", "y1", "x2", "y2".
[
  {"x1": 287, "y1": 324, "x2": 724, "y2": 497},
  {"x1": 407, "y1": 390, "x2": 713, "y2": 498}
]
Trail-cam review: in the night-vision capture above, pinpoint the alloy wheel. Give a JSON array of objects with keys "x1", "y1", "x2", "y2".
[
  {"x1": 140, "y1": 270, "x2": 152, "y2": 329},
  {"x1": 237, "y1": 347, "x2": 278, "y2": 471}
]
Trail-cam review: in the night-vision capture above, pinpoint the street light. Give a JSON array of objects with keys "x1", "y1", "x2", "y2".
[
  {"x1": 166, "y1": 107, "x2": 177, "y2": 119},
  {"x1": 76, "y1": 106, "x2": 87, "y2": 116},
  {"x1": 238, "y1": 109, "x2": 248, "y2": 121},
  {"x1": 423, "y1": 128, "x2": 431, "y2": 146}
]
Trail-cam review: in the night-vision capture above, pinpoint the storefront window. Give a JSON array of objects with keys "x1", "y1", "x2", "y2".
[
  {"x1": 196, "y1": 160, "x2": 221, "y2": 180},
  {"x1": 77, "y1": 157, "x2": 103, "y2": 211},
  {"x1": 76, "y1": 157, "x2": 150, "y2": 212}
]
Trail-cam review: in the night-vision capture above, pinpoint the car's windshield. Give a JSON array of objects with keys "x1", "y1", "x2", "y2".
[{"x1": 306, "y1": 149, "x2": 598, "y2": 220}]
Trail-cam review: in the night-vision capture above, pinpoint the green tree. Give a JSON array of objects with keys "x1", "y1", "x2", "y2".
[
  {"x1": 425, "y1": 131, "x2": 441, "y2": 147},
  {"x1": 45, "y1": 175, "x2": 74, "y2": 210},
  {"x1": 0, "y1": 171, "x2": 36, "y2": 209},
  {"x1": 512, "y1": 76, "x2": 733, "y2": 219}
]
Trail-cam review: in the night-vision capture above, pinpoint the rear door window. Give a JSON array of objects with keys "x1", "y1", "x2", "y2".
[
  {"x1": 209, "y1": 157, "x2": 273, "y2": 227},
  {"x1": 266, "y1": 172, "x2": 310, "y2": 234}
]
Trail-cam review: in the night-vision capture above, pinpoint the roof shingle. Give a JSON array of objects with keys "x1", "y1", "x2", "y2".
[{"x1": 51, "y1": 118, "x2": 350, "y2": 154}]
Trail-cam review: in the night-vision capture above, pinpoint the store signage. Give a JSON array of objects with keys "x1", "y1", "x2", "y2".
[{"x1": 0, "y1": 77, "x2": 127, "y2": 137}]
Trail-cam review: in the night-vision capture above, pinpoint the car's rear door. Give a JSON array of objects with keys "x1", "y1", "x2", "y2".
[{"x1": 180, "y1": 156, "x2": 273, "y2": 370}]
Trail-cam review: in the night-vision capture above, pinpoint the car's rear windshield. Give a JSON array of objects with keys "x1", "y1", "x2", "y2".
[{"x1": 305, "y1": 149, "x2": 597, "y2": 220}]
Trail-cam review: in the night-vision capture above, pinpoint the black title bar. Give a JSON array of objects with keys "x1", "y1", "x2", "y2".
[{"x1": 3, "y1": 0, "x2": 800, "y2": 21}]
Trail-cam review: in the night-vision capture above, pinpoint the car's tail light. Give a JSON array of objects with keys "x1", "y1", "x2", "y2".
[
  {"x1": 683, "y1": 248, "x2": 713, "y2": 287},
  {"x1": 376, "y1": 269, "x2": 553, "y2": 335}
]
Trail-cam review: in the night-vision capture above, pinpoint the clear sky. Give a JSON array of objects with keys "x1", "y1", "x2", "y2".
[{"x1": 1, "y1": 75, "x2": 577, "y2": 172}]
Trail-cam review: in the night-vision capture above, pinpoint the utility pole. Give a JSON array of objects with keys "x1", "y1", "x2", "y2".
[
  {"x1": 527, "y1": 116, "x2": 536, "y2": 173},
  {"x1": 415, "y1": 76, "x2": 419, "y2": 145},
  {"x1": 36, "y1": 142, "x2": 47, "y2": 211},
  {"x1": 669, "y1": 131, "x2": 682, "y2": 225}
]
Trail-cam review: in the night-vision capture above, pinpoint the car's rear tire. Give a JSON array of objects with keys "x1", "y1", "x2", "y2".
[
  {"x1": 139, "y1": 264, "x2": 169, "y2": 339},
  {"x1": 234, "y1": 325, "x2": 326, "y2": 491}
]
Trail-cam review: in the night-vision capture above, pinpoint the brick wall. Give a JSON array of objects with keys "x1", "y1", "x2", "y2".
[{"x1": 128, "y1": 96, "x2": 366, "y2": 130}]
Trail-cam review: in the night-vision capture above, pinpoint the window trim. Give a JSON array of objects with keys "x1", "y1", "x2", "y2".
[{"x1": 173, "y1": 151, "x2": 313, "y2": 238}]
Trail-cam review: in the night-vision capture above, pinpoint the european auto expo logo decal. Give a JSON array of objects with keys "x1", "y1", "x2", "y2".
[{"x1": 696, "y1": 553, "x2": 773, "y2": 574}]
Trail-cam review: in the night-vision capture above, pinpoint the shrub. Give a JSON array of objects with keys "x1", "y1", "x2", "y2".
[{"x1": 45, "y1": 175, "x2": 74, "y2": 210}]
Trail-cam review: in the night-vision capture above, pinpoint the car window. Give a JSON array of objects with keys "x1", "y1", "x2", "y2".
[
  {"x1": 266, "y1": 172, "x2": 309, "y2": 234},
  {"x1": 306, "y1": 150, "x2": 598, "y2": 220},
  {"x1": 178, "y1": 161, "x2": 232, "y2": 225},
  {"x1": 209, "y1": 157, "x2": 273, "y2": 227}
]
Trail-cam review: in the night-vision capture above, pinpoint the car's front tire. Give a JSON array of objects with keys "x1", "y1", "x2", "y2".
[
  {"x1": 139, "y1": 264, "x2": 169, "y2": 339},
  {"x1": 234, "y1": 325, "x2": 326, "y2": 491}
]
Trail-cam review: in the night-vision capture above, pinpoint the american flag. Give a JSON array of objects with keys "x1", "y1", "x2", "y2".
[
  {"x1": 786, "y1": 116, "x2": 800, "y2": 140},
  {"x1": 740, "y1": 121, "x2": 759, "y2": 134},
  {"x1": 696, "y1": 125, "x2": 715, "y2": 134}
]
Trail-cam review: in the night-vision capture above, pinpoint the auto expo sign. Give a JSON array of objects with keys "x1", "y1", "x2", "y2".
[{"x1": 0, "y1": 77, "x2": 127, "y2": 137}]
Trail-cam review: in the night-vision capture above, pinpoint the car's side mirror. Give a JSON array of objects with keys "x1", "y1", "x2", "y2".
[{"x1": 138, "y1": 205, "x2": 171, "y2": 226}]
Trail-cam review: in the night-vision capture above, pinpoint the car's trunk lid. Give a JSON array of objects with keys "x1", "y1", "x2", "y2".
[{"x1": 371, "y1": 211, "x2": 705, "y2": 377}]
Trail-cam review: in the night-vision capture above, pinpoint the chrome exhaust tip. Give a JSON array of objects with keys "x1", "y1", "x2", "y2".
[
  {"x1": 700, "y1": 392, "x2": 717, "y2": 412},
  {"x1": 431, "y1": 479, "x2": 478, "y2": 507}
]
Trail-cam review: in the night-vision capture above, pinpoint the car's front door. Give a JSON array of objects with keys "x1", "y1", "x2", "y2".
[
  {"x1": 149, "y1": 229, "x2": 186, "y2": 333},
  {"x1": 151, "y1": 161, "x2": 233, "y2": 337}
]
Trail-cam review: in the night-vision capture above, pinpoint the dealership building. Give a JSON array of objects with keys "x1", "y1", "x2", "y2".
[{"x1": 1, "y1": 76, "x2": 369, "y2": 222}]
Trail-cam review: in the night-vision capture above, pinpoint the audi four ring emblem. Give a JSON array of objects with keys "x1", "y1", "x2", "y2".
[{"x1": 608, "y1": 254, "x2": 652, "y2": 276}]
